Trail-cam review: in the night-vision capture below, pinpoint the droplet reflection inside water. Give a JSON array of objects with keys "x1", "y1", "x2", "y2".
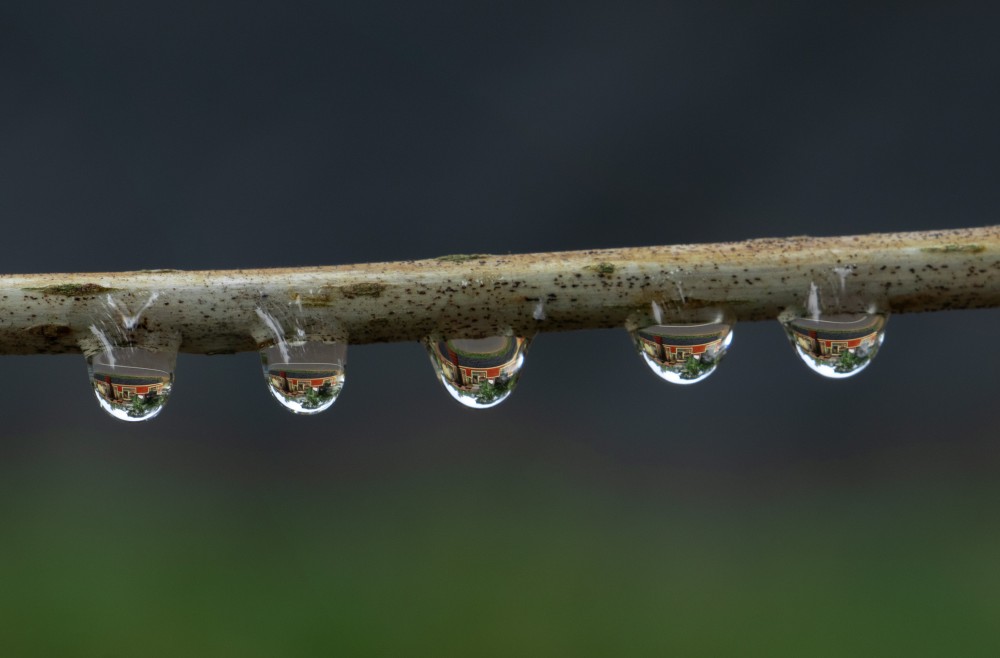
[
  {"x1": 260, "y1": 341, "x2": 346, "y2": 414},
  {"x1": 632, "y1": 321, "x2": 733, "y2": 384},
  {"x1": 88, "y1": 347, "x2": 175, "y2": 422},
  {"x1": 426, "y1": 336, "x2": 529, "y2": 409},
  {"x1": 782, "y1": 313, "x2": 887, "y2": 379}
]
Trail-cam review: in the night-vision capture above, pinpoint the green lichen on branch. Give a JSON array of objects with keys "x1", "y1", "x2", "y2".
[
  {"x1": 585, "y1": 262, "x2": 616, "y2": 277},
  {"x1": 435, "y1": 254, "x2": 490, "y2": 263},
  {"x1": 921, "y1": 244, "x2": 985, "y2": 254},
  {"x1": 341, "y1": 282, "x2": 386, "y2": 299},
  {"x1": 26, "y1": 283, "x2": 115, "y2": 296}
]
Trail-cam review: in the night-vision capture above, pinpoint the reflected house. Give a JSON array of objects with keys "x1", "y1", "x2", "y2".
[
  {"x1": 267, "y1": 366, "x2": 343, "y2": 399},
  {"x1": 93, "y1": 372, "x2": 168, "y2": 404},
  {"x1": 433, "y1": 336, "x2": 524, "y2": 392},
  {"x1": 636, "y1": 325, "x2": 728, "y2": 367},
  {"x1": 787, "y1": 315, "x2": 885, "y2": 363}
]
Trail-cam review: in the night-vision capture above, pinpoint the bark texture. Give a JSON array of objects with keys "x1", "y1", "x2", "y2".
[{"x1": 1, "y1": 226, "x2": 997, "y2": 355}]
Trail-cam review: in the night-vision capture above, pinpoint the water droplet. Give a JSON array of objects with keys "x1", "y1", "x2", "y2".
[
  {"x1": 88, "y1": 346, "x2": 175, "y2": 422},
  {"x1": 782, "y1": 313, "x2": 887, "y2": 379},
  {"x1": 260, "y1": 341, "x2": 346, "y2": 415},
  {"x1": 631, "y1": 320, "x2": 733, "y2": 385},
  {"x1": 425, "y1": 335, "x2": 529, "y2": 409}
]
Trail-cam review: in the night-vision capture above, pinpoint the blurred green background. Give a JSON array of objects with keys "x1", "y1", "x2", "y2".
[
  {"x1": 4, "y1": 436, "x2": 1000, "y2": 657},
  {"x1": 3, "y1": 2, "x2": 1000, "y2": 655}
]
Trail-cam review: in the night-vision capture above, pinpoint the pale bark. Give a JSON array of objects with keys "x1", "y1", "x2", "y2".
[{"x1": 1, "y1": 226, "x2": 998, "y2": 356}]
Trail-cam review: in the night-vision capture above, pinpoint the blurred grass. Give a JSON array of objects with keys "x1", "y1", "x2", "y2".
[{"x1": 1, "y1": 458, "x2": 999, "y2": 657}]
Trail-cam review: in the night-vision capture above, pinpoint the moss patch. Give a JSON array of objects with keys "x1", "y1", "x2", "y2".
[
  {"x1": 585, "y1": 262, "x2": 616, "y2": 276},
  {"x1": 341, "y1": 282, "x2": 386, "y2": 299},
  {"x1": 26, "y1": 283, "x2": 114, "y2": 296},
  {"x1": 921, "y1": 244, "x2": 986, "y2": 254},
  {"x1": 435, "y1": 254, "x2": 490, "y2": 263}
]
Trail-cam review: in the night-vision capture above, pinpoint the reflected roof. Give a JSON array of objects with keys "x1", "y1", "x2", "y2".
[
  {"x1": 438, "y1": 337, "x2": 520, "y2": 368},
  {"x1": 637, "y1": 324, "x2": 728, "y2": 346},
  {"x1": 788, "y1": 315, "x2": 884, "y2": 341}
]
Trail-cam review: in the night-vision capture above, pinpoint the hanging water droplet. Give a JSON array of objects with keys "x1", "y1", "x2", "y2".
[
  {"x1": 631, "y1": 320, "x2": 733, "y2": 385},
  {"x1": 260, "y1": 340, "x2": 346, "y2": 415},
  {"x1": 782, "y1": 313, "x2": 887, "y2": 379},
  {"x1": 88, "y1": 346, "x2": 176, "y2": 422},
  {"x1": 425, "y1": 335, "x2": 529, "y2": 409}
]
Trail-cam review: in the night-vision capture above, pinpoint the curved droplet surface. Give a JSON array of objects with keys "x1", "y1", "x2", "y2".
[
  {"x1": 88, "y1": 347, "x2": 175, "y2": 422},
  {"x1": 782, "y1": 313, "x2": 887, "y2": 379},
  {"x1": 261, "y1": 341, "x2": 346, "y2": 415},
  {"x1": 425, "y1": 335, "x2": 529, "y2": 409},
  {"x1": 631, "y1": 321, "x2": 733, "y2": 385}
]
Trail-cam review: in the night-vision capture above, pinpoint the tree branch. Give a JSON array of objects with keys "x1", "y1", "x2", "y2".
[{"x1": 2, "y1": 226, "x2": 998, "y2": 356}]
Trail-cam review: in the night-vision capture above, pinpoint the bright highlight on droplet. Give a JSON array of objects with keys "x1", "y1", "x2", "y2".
[
  {"x1": 425, "y1": 335, "x2": 529, "y2": 409},
  {"x1": 631, "y1": 320, "x2": 734, "y2": 385},
  {"x1": 782, "y1": 313, "x2": 887, "y2": 379},
  {"x1": 88, "y1": 347, "x2": 175, "y2": 422},
  {"x1": 260, "y1": 341, "x2": 346, "y2": 415}
]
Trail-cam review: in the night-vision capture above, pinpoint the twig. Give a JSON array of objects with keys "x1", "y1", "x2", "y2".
[{"x1": 1, "y1": 226, "x2": 997, "y2": 356}]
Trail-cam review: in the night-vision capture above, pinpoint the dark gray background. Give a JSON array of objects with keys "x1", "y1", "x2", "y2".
[{"x1": 1, "y1": 4, "x2": 999, "y2": 653}]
